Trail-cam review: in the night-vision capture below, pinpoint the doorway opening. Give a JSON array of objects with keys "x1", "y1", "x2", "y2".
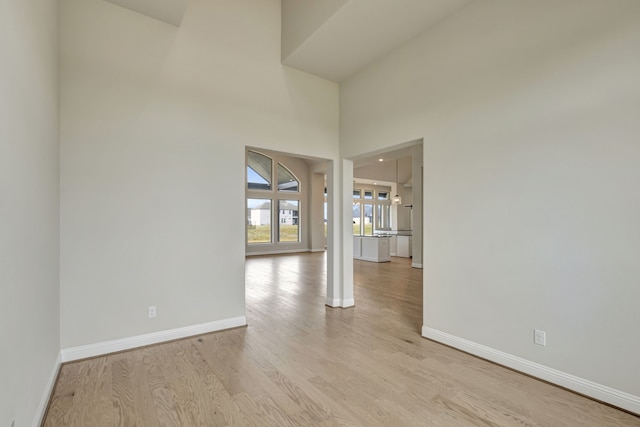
[{"x1": 244, "y1": 146, "x2": 334, "y2": 310}]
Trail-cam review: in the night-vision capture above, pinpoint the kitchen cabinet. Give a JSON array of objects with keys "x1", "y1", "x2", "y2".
[
  {"x1": 353, "y1": 236, "x2": 391, "y2": 262},
  {"x1": 397, "y1": 235, "x2": 412, "y2": 258}
]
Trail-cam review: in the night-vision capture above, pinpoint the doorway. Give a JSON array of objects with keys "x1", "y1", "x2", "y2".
[{"x1": 244, "y1": 146, "x2": 335, "y2": 307}]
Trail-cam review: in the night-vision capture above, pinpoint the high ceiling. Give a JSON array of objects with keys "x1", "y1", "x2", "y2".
[
  {"x1": 103, "y1": 0, "x2": 187, "y2": 26},
  {"x1": 281, "y1": 0, "x2": 472, "y2": 82},
  {"x1": 102, "y1": 0, "x2": 472, "y2": 81}
]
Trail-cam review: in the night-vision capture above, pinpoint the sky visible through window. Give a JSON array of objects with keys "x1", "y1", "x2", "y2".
[{"x1": 247, "y1": 167, "x2": 268, "y2": 185}]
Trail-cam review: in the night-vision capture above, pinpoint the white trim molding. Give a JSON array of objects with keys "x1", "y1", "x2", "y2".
[
  {"x1": 325, "y1": 298, "x2": 355, "y2": 308},
  {"x1": 325, "y1": 297, "x2": 341, "y2": 307},
  {"x1": 341, "y1": 298, "x2": 355, "y2": 308},
  {"x1": 422, "y1": 326, "x2": 640, "y2": 415},
  {"x1": 33, "y1": 352, "x2": 62, "y2": 427},
  {"x1": 61, "y1": 316, "x2": 247, "y2": 362},
  {"x1": 411, "y1": 262, "x2": 423, "y2": 269},
  {"x1": 246, "y1": 249, "x2": 310, "y2": 257}
]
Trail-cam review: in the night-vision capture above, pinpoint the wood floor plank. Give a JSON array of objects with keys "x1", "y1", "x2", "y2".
[
  {"x1": 139, "y1": 346, "x2": 182, "y2": 427},
  {"x1": 112, "y1": 351, "x2": 161, "y2": 426},
  {"x1": 42, "y1": 253, "x2": 640, "y2": 427},
  {"x1": 179, "y1": 338, "x2": 252, "y2": 427},
  {"x1": 43, "y1": 361, "x2": 85, "y2": 426}
]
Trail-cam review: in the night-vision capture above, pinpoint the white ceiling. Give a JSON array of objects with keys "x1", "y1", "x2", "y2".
[
  {"x1": 104, "y1": 0, "x2": 187, "y2": 26},
  {"x1": 353, "y1": 146, "x2": 414, "y2": 184},
  {"x1": 282, "y1": 0, "x2": 472, "y2": 82}
]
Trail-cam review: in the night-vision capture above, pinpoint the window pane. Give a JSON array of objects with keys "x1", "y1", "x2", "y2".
[
  {"x1": 383, "y1": 204, "x2": 390, "y2": 229},
  {"x1": 277, "y1": 163, "x2": 299, "y2": 192},
  {"x1": 364, "y1": 191, "x2": 373, "y2": 200},
  {"x1": 353, "y1": 189, "x2": 361, "y2": 199},
  {"x1": 377, "y1": 191, "x2": 388, "y2": 200},
  {"x1": 247, "y1": 151, "x2": 272, "y2": 190},
  {"x1": 324, "y1": 202, "x2": 328, "y2": 238},
  {"x1": 363, "y1": 204, "x2": 373, "y2": 236},
  {"x1": 376, "y1": 205, "x2": 382, "y2": 229},
  {"x1": 247, "y1": 199, "x2": 271, "y2": 244},
  {"x1": 353, "y1": 203, "x2": 361, "y2": 235},
  {"x1": 278, "y1": 200, "x2": 299, "y2": 242}
]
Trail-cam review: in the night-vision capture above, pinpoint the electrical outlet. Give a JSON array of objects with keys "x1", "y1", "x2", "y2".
[
  {"x1": 148, "y1": 306, "x2": 157, "y2": 318},
  {"x1": 534, "y1": 329, "x2": 546, "y2": 346}
]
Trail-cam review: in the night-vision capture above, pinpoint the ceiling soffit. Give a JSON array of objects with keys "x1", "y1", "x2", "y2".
[
  {"x1": 282, "y1": 0, "x2": 472, "y2": 82},
  {"x1": 104, "y1": 0, "x2": 187, "y2": 27}
]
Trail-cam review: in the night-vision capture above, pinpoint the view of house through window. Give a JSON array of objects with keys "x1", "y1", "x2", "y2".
[
  {"x1": 246, "y1": 149, "x2": 301, "y2": 245},
  {"x1": 247, "y1": 198, "x2": 271, "y2": 243},
  {"x1": 278, "y1": 200, "x2": 299, "y2": 242}
]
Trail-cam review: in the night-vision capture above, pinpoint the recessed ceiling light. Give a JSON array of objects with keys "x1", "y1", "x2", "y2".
[{"x1": 378, "y1": 158, "x2": 384, "y2": 162}]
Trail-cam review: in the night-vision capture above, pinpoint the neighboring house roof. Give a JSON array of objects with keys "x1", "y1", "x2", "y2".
[
  {"x1": 250, "y1": 201, "x2": 299, "y2": 211},
  {"x1": 251, "y1": 202, "x2": 271, "y2": 210}
]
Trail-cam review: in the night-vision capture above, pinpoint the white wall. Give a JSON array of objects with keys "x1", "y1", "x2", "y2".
[
  {"x1": 309, "y1": 172, "x2": 327, "y2": 252},
  {"x1": 340, "y1": 0, "x2": 640, "y2": 403},
  {"x1": 60, "y1": 0, "x2": 339, "y2": 349},
  {"x1": 0, "y1": 0, "x2": 60, "y2": 425},
  {"x1": 281, "y1": 0, "x2": 348, "y2": 60}
]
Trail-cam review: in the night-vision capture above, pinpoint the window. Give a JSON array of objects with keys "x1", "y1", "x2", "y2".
[
  {"x1": 376, "y1": 204, "x2": 390, "y2": 229},
  {"x1": 352, "y1": 184, "x2": 392, "y2": 235},
  {"x1": 279, "y1": 200, "x2": 299, "y2": 242},
  {"x1": 247, "y1": 150, "x2": 304, "y2": 247},
  {"x1": 323, "y1": 201, "x2": 328, "y2": 238},
  {"x1": 277, "y1": 163, "x2": 299, "y2": 192},
  {"x1": 353, "y1": 203, "x2": 361, "y2": 235},
  {"x1": 363, "y1": 203, "x2": 373, "y2": 235},
  {"x1": 324, "y1": 186, "x2": 328, "y2": 238},
  {"x1": 247, "y1": 199, "x2": 271, "y2": 243},
  {"x1": 247, "y1": 151, "x2": 272, "y2": 191}
]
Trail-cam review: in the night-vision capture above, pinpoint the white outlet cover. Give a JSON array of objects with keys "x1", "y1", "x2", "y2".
[{"x1": 534, "y1": 329, "x2": 546, "y2": 346}]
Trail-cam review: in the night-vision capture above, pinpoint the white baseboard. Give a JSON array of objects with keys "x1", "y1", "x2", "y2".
[
  {"x1": 422, "y1": 326, "x2": 640, "y2": 415},
  {"x1": 341, "y1": 298, "x2": 355, "y2": 308},
  {"x1": 325, "y1": 297, "x2": 341, "y2": 307},
  {"x1": 246, "y1": 249, "x2": 310, "y2": 256},
  {"x1": 411, "y1": 262, "x2": 423, "y2": 268},
  {"x1": 33, "y1": 352, "x2": 62, "y2": 427},
  {"x1": 357, "y1": 256, "x2": 391, "y2": 263},
  {"x1": 310, "y1": 248, "x2": 326, "y2": 253},
  {"x1": 325, "y1": 298, "x2": 355, "y2": 308},
  {"x1": 61, "y1": 316, "x2": 247, "y2": 362}
]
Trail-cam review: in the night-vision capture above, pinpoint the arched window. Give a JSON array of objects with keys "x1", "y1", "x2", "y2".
[
  {"x1": 246, "y1": 150, "x2": 302, "y2": 246},
  {"x1": 277, "y1": 163, "x2": 299, "y2": 192},
  {"x1": 247, "y1": 150, "x2": 272, "y2": 190}
]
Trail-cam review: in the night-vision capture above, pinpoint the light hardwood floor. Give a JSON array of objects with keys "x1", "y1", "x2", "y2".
[{"x1": 43, "y1": 253, "x2": 640, "y2": 426}]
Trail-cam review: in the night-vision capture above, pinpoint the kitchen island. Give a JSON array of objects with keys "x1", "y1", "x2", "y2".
[{"x1": 353, "y1": 236, "x2": 391, "y2": 262}]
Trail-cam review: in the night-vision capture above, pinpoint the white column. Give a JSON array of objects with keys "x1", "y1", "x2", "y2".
[
  {"x1": 411, "y1": 143, "x2": 423, "y2": 268},
  {"x1": 325, "y1": 160, "x2": 340, "y2": 306},
  {"x1": 325, "y1": 159, "x2": 355, "y2": 308},
  {"x1": 340, "y1": 159, "x2": 354, "y2": 307}
]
